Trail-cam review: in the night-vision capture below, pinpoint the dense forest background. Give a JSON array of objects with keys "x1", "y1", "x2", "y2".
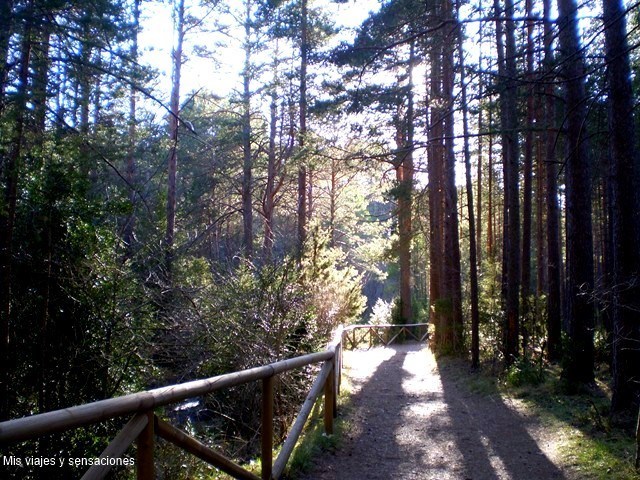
[{"x1": 1, "y1": 0, "x2": 639, "y2": 477}]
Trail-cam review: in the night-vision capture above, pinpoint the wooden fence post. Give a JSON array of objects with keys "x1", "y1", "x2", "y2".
[
  {"x1": 324, "y1": 362, "x2": 335, "y2": 435},
  {"x1": 136, "y1": 411, "x2": 154, "y2": 480},
  {"x1": 262, "y1": 376, "x2": 274, "y2": 480},
  {"x1": 336, "y1": 341, "x2": 342, "y2": 395}
]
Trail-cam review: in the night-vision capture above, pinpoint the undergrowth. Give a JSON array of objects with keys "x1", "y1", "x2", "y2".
[
  {"x1": 200, "y1": 374, "x2": 353, "y2": 480},
  {"x1": 283, "y1": 373, "x2": 353, "y2": 478}
]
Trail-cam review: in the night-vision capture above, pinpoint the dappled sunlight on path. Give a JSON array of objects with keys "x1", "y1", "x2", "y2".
[{"x1": 301, "y1": 344, "x2": 570, "y2": 480}]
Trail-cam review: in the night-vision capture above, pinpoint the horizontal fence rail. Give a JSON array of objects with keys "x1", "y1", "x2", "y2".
[
  {"x1": 343, "y1": 323, "x2": 430, "y2": 350},
  {"x1": 0, "y1": 322, "x2": 428, "y2": 479},
  {"x1": 0, "y1": 328, "x2": 345, "y2": 480}
]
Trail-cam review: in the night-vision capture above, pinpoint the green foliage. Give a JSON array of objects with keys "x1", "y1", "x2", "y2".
[
  {"x1": 283, "y1": 377, "x2": 353, "y2": 480},
  {"x1": 477, "y1": 258, "x2": 506, "y2": 362},
  {"x1": 390, "y1": 296, "x2": 404, "y2": 324},
  {"x1": 284, "y1": 402, "x2": 343, "y2": 479},
  {"x1": 369, "y1": 297, "x2": 393, "y2": 325},
  {"x1": 412, "y1": 297, "x2": 429, "y2": 323},
  {"x1": 504, "y1": 357, "x2": 545, "y2": 388},
  {"x1": 513, "y1": 372, "x2": 637, "y2": 479},
  {"x1": 301, "y1": 226, "x2": 366, "y2": 335},
  {"x1": 147, "y1": 245, "x2": 365, "y2": 471}
]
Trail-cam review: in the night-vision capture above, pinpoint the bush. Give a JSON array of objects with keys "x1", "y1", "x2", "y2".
[
  {"x1": 504, "y1": 358, "x2": 545, "y2": 388},
  {"x1": 369, "y1": 298, "x2": 394, "y2": 325},
  {"x1": 301, "y1": 227, "x2": 366, "y2": 336}
]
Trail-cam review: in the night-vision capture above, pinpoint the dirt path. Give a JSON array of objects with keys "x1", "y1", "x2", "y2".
[{"x1": 301, "y1": 343, "x2": 574, "y2": 480}]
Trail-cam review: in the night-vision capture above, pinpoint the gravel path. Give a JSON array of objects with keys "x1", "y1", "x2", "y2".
[{"x1": 301, "y1": 343, "x2": 573, "y2": 480}]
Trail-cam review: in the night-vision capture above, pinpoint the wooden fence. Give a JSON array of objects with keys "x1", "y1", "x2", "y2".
[
  {"x1": 342, "y1": 323, "x2": 429, "y2": 350},
  {"x1": 0, "y1": 323, "x2": 428, "y2": 479}
]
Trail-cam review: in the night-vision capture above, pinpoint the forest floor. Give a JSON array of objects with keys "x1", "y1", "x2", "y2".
[{"x1": 298, "y1": 343, "x2": 582, "y2": 480}]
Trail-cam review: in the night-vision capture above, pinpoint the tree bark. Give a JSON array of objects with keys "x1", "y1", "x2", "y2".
[
  {"x1": 459, "y1": 22, "x2": 480, "y2": 369},
  {"x1": 397, "y1": 43, "x2": 415, "y2": 324},
  {"x1": 242, "y1": 0, "x2": 254, "y2": 258},
  {"x1": 635, "y1": 406, "x2": 640, "y2": 470},
  {"x1": 0, "y1": 2, "x2": 32, "y2": 421},
  {"x1": 487, "y1": 105, "x2": 494, "y2": 260},
  {"x1": 520, "y1": 0, "x2": 535, "y2": 356},
  {"x1": 476, "y1": 84, "x2": 483, "y2": 267},
  {"x1": 123, "y1": 0, "x2": 140, "y2": 258},
  {"x1": 263, "y1": 93, "x2": 278, "y2": 261},
  {"x1": 543, "y1": 0, "x2": 562, "y2": 362},
  {"x1": 535, "y1": 114, "x2": 546, "y2": 297},
  {"x1": 297, "y1": 0, "x2": 308, "y2": 254},
  {"x1": 165, "y1": 0, "x2": 185, "y2": 281},
  {"x1": 441, "y1": 0, "x2": 463, "y2": 351},
  {"x1": 427, "y1": 3, "x2": 446, "y2": 348},
  {"x1": 495, "y1": 0, "x2": 521, "y2": 365},
  {"x1": 603, "y1": 0, "x2": 640, "y2": 411},
  {"x1": 557, "y1": 0, "x2": 595, "y2": 384}
]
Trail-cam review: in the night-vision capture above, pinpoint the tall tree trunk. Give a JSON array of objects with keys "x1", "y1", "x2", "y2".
[
  {"x1": 123, "y1": 0, "x2": 140, "y2": 258},
  {"x1": 442, "y1": 0, "x2": 463, "y2": 351},
  {"x1": 536, "y1": 117, "x2": 546, "y2": 297},
  {"x1": 635, "y1": 410, "x2": 640, "y2": 472},
  {"x1": 427, "y1": 10, "x2": 445, "y2": 348},
  {"x1": 263, "y1": 93, "x2": 278, "y2": 261},
  {"x1": 32, "y1": 20, "x2": 51, "y2": 142},
  {"x1": 0, "y1": 3, "x2": 32, "y2": 421},
  {"x1": 557, "y1": 0, "x2": 595, "y2": 384},
  {"x1": 297, "y1": 0, "x2": 308, "y2": 254},
  {"x1": 520, "y1": 0, "x2": 535, "y2": 357},
  {"x1": 459, "y1": 21, "x2": 480, "y2": 369},
  {"x1": 487, "y1": 105, "x2": 494, "y2": 260},
  {"x1": 165, "y1": 0, "x2": 185, "y2": 281},
  {"x1": 241, "y1": 0, "x2": 253, "y2": 258},
  {"x1": 476, "y1": 85, "x2": 483, "y2": 267},
  {"x1": 329, "y1": 158, "x2": 337, "y2": 248},
  {"x1": 495, "y1": 0, "x2": 521, "y2": 365},
  {"x1": 603, "y1": 0, "x2": 640, "y2": 411},
  {"x1": 476, "y1": 1, "x2": 484, "y2": 267},
  {"x1": 543, "y1": 0, "x2": 562, "y2": 361},
  {"x1": 307, "y1": 169, "x2": 313, "y2": 221},
  {"x1": 397, "y1": 43, "x2": 415, "y2": 324},
  {"x1": 602, "y1": 159, "x2": 614, "y2": 337}
]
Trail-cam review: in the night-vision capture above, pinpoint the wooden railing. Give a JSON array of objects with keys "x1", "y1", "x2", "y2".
[
  {"x1": 0, "y1": 323, "x2": 428, "y2": 479},
  {"x1": 342, "y1": 323, "x2": 430, "y2": 350},
  {"x1": 0, "y1": 328, "x2": 345, "y2": 480}
]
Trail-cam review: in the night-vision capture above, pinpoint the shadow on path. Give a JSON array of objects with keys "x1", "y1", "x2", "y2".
[{"x1": 300, "y1": 344, "x2": 567, "y2": 479}]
